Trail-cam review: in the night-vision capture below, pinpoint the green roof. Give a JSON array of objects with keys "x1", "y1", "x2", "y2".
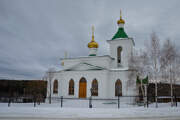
[
  {"x1": 89, "y1": 54, "x2": 96, "y2": 56},
  {"x1": 112, "y1": 28, "x2": 128, "y2": 40}
]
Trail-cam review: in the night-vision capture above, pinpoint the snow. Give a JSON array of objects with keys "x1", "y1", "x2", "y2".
[
  {"x1": 0, "y1": 100, "x2": 180, "y2": 119},
  {"x1": 110, "y1": 67, "x2": 129, "y2": 71}
]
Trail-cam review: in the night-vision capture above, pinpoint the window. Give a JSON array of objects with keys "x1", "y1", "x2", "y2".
[
  {"x1": 53, "y1": 80, "x2": 58, "y2": 94},
  {"x1": 117, "y1": 46, "x2": 122, "y2": 63},
  {"x1": 91, "y1": 79, "x2": 98, "y2": 96},
  {"x1": 69, "y1": 79, "x2": 74, "y2": 95},
  {"x1": 115, "y1": 79, "x2": 122, "y2": 96}
]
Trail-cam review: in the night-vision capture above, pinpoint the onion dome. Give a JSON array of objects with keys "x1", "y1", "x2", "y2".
[
  {"x1": 112, "y1": 10, "x2": 128, "y2": 40},
  {"x1": 88, "y1": 26, "x2": 99, "y2": 48},
  {"x1": 117, "y1": 10, "x2": 125, "y2": 24}
]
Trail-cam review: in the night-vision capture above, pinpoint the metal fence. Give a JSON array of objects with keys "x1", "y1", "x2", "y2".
[{"x1": 1, "y1": 95, "x2": 179, "y2": 108}]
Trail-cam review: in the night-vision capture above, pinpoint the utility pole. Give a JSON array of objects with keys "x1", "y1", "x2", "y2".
[{"x1": 49, "y1": 73, "x2": 52, "y2": 104}]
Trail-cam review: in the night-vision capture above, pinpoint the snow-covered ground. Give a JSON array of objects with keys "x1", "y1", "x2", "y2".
[{"x1": 0, "y1": 100, "x2": 180, "y2": 119}]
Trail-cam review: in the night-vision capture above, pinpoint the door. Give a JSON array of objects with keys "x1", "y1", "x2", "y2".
[{"x1": 79, "y1": 78, "x2": 87, "y2": 98}]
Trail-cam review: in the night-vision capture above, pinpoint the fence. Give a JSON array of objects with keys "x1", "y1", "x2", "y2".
[{"x1": 2, "y1": 95, "x2": 179, "y2": 108}]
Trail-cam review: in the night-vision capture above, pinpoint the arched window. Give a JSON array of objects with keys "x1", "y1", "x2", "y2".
[
  {"x1": 117, "y1": 46, "x2": 122, "y2": 63},
  {"x1": 91, "y1": 79, "x2": 98, "y2": 96},
  {"x1": 69, "y1": 79, "x2": 74, "y2": 95},
  {"x1": 115, "y1": 79, "x2": 122, "y2": 96},
  {"x1": 53, "y1": 80, "x2": 58, "y2": 94}
]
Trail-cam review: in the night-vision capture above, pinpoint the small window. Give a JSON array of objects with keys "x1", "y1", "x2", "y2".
[
  {"x1": 117, "y1": 46, "x2": 122, "y2": 63},
  {"x1": 69, "y1": 79, "x2": 74, "y2": 95},
  {"x1": 115, "y1": 79, "x2": 122, "y2": 96},
  {"x1": 91, "y1": 79, "x2": 98, "y2": 96},
  {"x1": 53, "y1": 80, "x2": 58, "y2": 94}
]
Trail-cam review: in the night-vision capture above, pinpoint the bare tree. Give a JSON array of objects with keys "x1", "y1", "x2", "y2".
[
  {"x1": 147, "y1": 32, "x2": 161, "y2": 108},
  {"x1": 128, "y1": 32, "x2": 180, "y2": 107},
  {"x1": 128, "y1": 49, "x2": 149, "y2": 105},
  {"x1": 174, "y1": 54, "x2": 180, "y2": 85},
  {"x1": 127, "y1": 51, "x2": 137, "y2": 88},
  {"x1": 160, "y1": 39, "x2": 177, "y2": 106}
]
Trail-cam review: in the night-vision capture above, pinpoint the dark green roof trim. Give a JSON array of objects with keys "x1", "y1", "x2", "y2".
[
  {"x1": 112, "y1": 28, "x2": 128, "y2": 40},
  {"x1": 60, "y1": 55, "x2": 114, "y2": 60},
  {"x1": 89, "y1": 54, "x2": 96, "y2": 56},
  {"x1": 136, "y1": 75, "x2": 148, "y2": 84},
  {"x1": 64, "y1": 62, "x2": 106, "y2": 71},
  {"x1": 83, "y1": 62, "x2": 105, "y2": 70}
]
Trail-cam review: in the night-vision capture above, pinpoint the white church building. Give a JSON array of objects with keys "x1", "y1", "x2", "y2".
[{"x1": 46, "y1": 12, "x2": 137, "y2": 100}]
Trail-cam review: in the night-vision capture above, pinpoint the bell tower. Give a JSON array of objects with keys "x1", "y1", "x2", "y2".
[{"x1": 107, "y1": 10, "x2": 135, "y2": 68}]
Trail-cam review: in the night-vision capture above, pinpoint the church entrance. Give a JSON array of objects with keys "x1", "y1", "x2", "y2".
[{"x1": 79, "y1": 77, "x2": 87, "y2": 98}]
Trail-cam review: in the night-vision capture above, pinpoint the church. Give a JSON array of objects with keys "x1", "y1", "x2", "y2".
[{"x1": 47, "y1": 11, "x2": 137, "y2": 100}]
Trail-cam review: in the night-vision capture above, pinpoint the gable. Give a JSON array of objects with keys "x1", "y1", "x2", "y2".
[{"x1": 64, "y1": 62, "x2": 106, "y2": 71}]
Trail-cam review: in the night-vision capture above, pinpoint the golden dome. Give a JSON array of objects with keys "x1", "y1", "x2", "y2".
[
  {"x1": 88, "y1": 26, "x2": 99, "y2": 48},
  {"x1": 117, "y1": 18, "x2": 125, "y2": 24},
  {"x1": 117, "y1": 10, "x2": 125, "y2": 24},
  {"x1": 88, "y1": 40, "x2": 99, "y2": 48}
]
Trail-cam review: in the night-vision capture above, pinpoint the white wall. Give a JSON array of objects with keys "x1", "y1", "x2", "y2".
[
  {"x1": 50, "y1": 70, "x2": 109, "y2": 98},
  {"x1": 107, "y1": 38, "x2": 134, "y2": 68},
  {"x1": 61, "y1": 56, "x2": 113, "y2": 70},
  {"x1": 49, "y1": 69, "x2": 136, "y2": 99}
]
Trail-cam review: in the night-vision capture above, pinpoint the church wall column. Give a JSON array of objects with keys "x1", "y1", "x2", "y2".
[{"x1": 74, "y1": 77, "x2": 79, "y2": 98}]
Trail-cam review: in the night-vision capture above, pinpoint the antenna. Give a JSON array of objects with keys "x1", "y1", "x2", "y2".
[{"x1": 64, "y1": 51, "x2": 68, "y2": 58}]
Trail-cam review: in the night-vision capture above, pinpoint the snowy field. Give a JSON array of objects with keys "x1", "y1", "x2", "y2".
[{"x1": 0, "y1": 100, "x2": 180, "y2": 119}]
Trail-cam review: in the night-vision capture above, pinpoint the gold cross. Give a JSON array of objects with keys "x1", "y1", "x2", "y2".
[
  {"x1": 120, "y1": 9, "x2": 122, "y2": 19},
  {"x1": 92, "y1": 25, "x2": 94, "y2": 36}
]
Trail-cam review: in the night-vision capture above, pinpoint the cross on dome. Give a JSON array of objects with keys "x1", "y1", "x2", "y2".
[
  {"x1": 88, "y1": 25, "x2": 99, "y2": 48},
  {"x1": 117, "y1": 10, "x2": 125, "y2": 25},
  {"x1": 112, "y1": 10, "x2": 128, "y2": 39}
]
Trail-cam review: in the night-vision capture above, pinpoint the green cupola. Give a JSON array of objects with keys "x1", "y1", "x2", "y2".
[{"x1": 112, "y1": 10, "x2": 128, "y2": 40}]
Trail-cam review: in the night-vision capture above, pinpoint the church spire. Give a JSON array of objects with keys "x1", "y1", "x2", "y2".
[
  {"x1": 87, "y1": 25, "x2": 99, "y2": 56},
  {"x1": 117, "y1": 9, "x2": 125, "y2": 25},
  {"x1": 120, "y1": 9, "x2": 122, "y2": 19},
  {"x1": 91, "y1": 25, "x2": 95, "y2": 42},
  {"x1": 88, "y1": 25, "x2": 98, "y2": 48},
  {"x1": 112, "y1": 10, "x2": 128, "y2": 40}
]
